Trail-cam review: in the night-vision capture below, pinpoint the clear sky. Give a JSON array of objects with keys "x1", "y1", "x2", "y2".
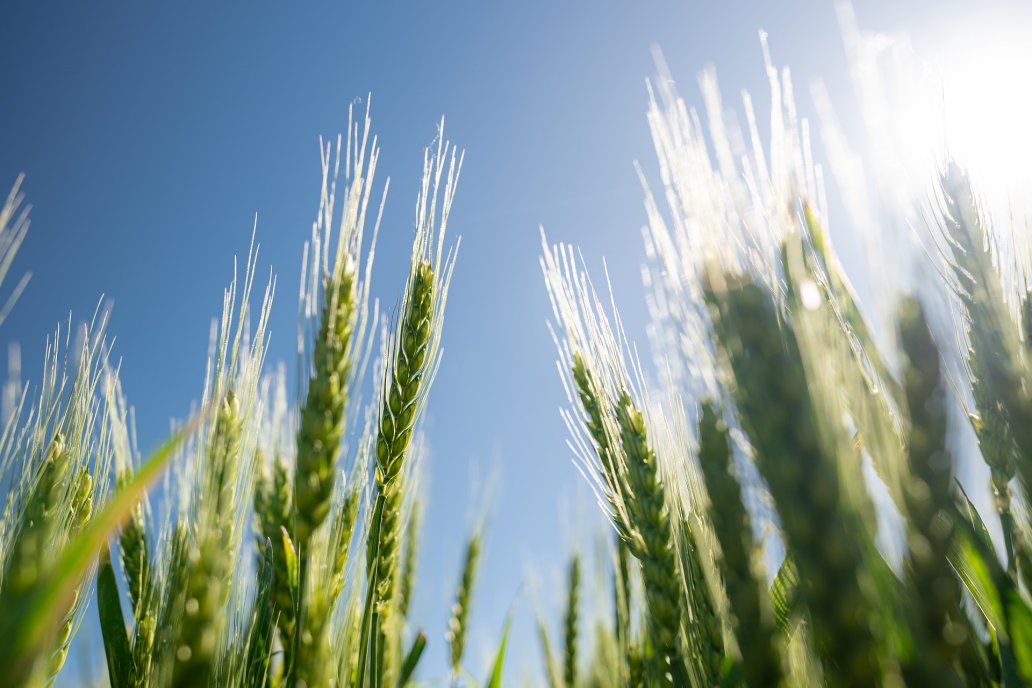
[{"x1": 3, "y1": 1, "x2": 1030, "y2": 684}]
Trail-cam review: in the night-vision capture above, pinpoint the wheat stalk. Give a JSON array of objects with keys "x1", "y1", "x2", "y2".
[{"x1": 446, "y1": 531, "x2": 481, "y2": 675}]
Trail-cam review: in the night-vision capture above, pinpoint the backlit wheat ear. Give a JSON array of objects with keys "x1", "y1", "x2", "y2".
[
  {"x1": 365, "y1": 130, "x2": 460, "y2": 652},
  {"x1": 612, "y1": 391, "x2": 689, "y2": 686},
  {"x1": 106, "y1": 390, "x2": 162, "y2": 688},
  {"x1": 570, "y1": 353, "x2": 633, "y2": 545},
  {"x1": 697, "y1": 401, "x2": 783, "y2": 687},
  {"x1": 0, "y1": 304, "x2": 116, "y2": 685},
  {"x1": 286, "y1": 102, "x2": 384, "y2": 687},
  {"x1": 162, "y1": 235, "x2": 273, "y2": 688},
  {"x1": 369, "y1": 260, "x2": 434, "y2": 611},
  {"x1": 543, "y1": 233, "x2": 691, "y2": 685},
  {"x1": 173, "y1": 394, "x2": 244, "y2": 687},
  {"x1": 294, "y1": 250, "x2": 357, "y2": 546},
  {"x1": 897, "y1": 297, "x2": 969, "y2": 682},
  {"x1": 295, "y1": 470, "x2": 366, "y2": 688},
  {"x1": 294, "y1": 99, "x2": 384, "y2": 544},
  {"x1": 936, "y1": 163, "x2": 1030, "y2": 569},
  {"x1": 4, "y1": 434, "x2": 67, "y2": 596},
  {"x1": 707, "y1": 277, "x2": 881, "y2": 686}
]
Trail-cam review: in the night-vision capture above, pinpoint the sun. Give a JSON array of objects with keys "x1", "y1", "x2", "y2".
[{"x1": 927, "y1": 18, "x2": 1032, "y2": 199}]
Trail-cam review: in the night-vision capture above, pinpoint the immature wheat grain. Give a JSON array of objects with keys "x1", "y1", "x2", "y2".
[
  {"x1": 562, "y1": 553, "x2": 580, "y2": 688},
  {"x1": 295, "y1": 258, "x2": 356, "y2": 546},
  {"x1": 612, "y1": 390, "x2": 688, "y2": 686},
  {"x1": 3, "y1": 433, "x2": 67, "y2": 598},
  {"x1": 571, "y1": 353, "x2": 633, "y2": 545},
  {"x1": 47, "y1": 465, "x2": 94, "y2": 684},
  {"x1": 446, "y1": 531, "x2": 481, "y2": 674},
  {"x1": 369, "y1": 258, "x2": 434, "y2": 614}
]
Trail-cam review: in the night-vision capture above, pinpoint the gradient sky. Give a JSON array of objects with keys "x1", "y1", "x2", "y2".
[{"x1": 3, "y1": 1, "x2": 1030, "y2": 684}]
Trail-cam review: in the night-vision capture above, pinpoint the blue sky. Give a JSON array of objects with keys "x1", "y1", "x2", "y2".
[{"x1": 3, "y1": 1, "x2": 1028, "y2": 684}]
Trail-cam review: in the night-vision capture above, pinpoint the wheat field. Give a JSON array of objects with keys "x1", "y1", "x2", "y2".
[{"x1": 4, "y1": 4, "x2": 1032, "y2": 688}]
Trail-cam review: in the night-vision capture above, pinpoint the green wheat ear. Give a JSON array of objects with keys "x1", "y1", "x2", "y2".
[
  {"x1": 331, "y1": 484, "x2": 362, "y2": 601},
  {"x1": 172, "y1": 393, "x2": 243, "y2": 688},
  {"x1": 612, "y1": 390, "x2": 688, "y2": 686},
  {"x1": 897, "y1": 297, "x2": 969, "y2": 683},
  {"x1": 295, "y1": 481, "x2": 362, "y2": 688},
  {"x1": 697, "y1": 401, "x2": 783, "y2": 687},
  {"x1": 117, "y1": 464, "x2": 159, "y2": 687},
  {"x1": 707, "y1": 277, "x2": 882, "y2": 687},
  {"x1": 446, "y1": 530, "x2": 481, "y2": 674},
  {"x1": 939, "y1": 163, "x2": 1026, "y2": 567},
  {"x1": 295, "y1": 258, "x2": 357, "y2": 546},
  {"x1": 47, "y1": 466, "x2": 94, "y2": 685},
  {"x1": 0, "y1": 434, "x2": 70, "y2": 683},
  {"x1": 4, "y1": 434, "x2": 68, "y2": 596},
  {"x1": 254, "y1": 453, "x2": 296, "y2": 646},
  {"x1": 369, "y1": 258, "x2": 436, "y2": 621},
  {"x1": 571, "y1": 352, "x2": 632, "y2": 545},
  {"x1": 562, "y1": 553, "x2": 580, "y2": 688}
]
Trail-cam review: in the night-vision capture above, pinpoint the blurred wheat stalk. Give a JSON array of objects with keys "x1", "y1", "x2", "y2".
[{"x1": 540, "y1": 25, "x2": 1032, "y2": 688}]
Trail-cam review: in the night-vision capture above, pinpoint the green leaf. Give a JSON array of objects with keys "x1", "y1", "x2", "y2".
[
  {"x1": 952, "y1": 486, "x2": 1024, "y2": 687},
  {"x1": 954, "y1": 532, "x2": 1004, "y2": 630},
  {"x1": 770, "y1": 557, "x2": 798, "y2": 632},
  {"x1": 958, "y1": 482, "x2": 998, "y2": 557},
  {"x1": 397, "y1": 630, "x2": 426, "y2": 687},
  {"x1": 97, "y1": 545, "x2": 132, "y2": 688},
  {"x1": 485, "y1": 614, "x2": 513, "y2": 688},
  {"x1": 1006, "y1": 588, "x2": 1032, "y2": 683},
  {"x1": 952, "y1": 487, "x2": 1006, "y2": 629}
]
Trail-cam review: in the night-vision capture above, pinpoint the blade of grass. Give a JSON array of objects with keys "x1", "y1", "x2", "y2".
[
  {"x1": 485, "y1": 614, "x2": 513, "y2": 688},
  {"x1": 97, "y1": 544, "x2": 132, "y2": 688},
  {"x1": 397, "y1": 630, "x2": 427, "y2": 687}
]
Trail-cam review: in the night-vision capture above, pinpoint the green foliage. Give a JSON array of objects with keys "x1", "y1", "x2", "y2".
[{"x1": 97, "y1": 545, "x2": 133, "y2": 688}]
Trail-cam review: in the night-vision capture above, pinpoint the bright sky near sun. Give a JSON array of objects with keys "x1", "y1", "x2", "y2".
[{"x1": 3, "y1": 1, "x2": 1032, "y2": 684}]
